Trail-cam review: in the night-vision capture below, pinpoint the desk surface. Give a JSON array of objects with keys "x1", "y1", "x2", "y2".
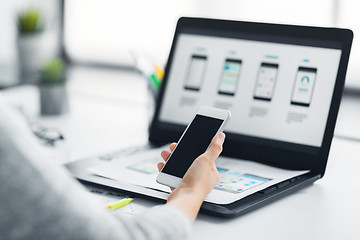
[{"x1": 2, "y1": 66, "x2": 359, "y2": 239}]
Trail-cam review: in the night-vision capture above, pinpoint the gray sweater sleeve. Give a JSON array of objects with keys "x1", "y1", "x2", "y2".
[{"x1": 0, "y1": 96, "x2": 191, "y2": 240}]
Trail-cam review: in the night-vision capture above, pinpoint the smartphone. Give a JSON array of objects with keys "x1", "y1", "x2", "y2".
[
  {"x1": 291, "y1": 67, "x2": 317, "y2": 107},
  {"x1": 184, "y1": 55, "x2": 207, "y2": 91},
  {"x1": 253, "y1": 63, "x2": 279, "y2": 101},
  {"x1": 218, "y1": 59, "x2": 242, "y2": 96},
  {"x1": 156, "y1": 106, "x2": 231, "y2": 189}
]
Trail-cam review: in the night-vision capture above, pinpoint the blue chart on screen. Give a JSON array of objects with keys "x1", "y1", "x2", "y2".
[{"x1": 301, "y1": 76, "x2": 310, "y2": 85}]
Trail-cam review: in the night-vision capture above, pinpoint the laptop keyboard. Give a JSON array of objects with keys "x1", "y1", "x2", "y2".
[{"x1": 97, "y1": 145, "x2": 160, "y2": 162}]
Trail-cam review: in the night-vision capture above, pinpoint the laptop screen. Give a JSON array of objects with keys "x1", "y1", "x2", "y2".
[
  {"x1": 157, "y1": 25, "x2": 342, "y2": 151},
  {"x1": 150, "y1": 18, "x2": 352, "y2": 171}
]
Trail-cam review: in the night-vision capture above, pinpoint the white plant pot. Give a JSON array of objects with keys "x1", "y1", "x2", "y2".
[
  {"x1": 17, "y1": 32, "x2": 47, "y2": 84},
  {"x1": 39, "y1": 83, "x2": 69, "y2": 115}
]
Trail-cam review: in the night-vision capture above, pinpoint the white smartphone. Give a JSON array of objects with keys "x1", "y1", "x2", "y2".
[{"x1": 156, "y1": 106, "x2": 231, "y2": 189}]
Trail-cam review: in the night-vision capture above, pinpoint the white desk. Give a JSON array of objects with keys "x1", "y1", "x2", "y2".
[{"x1": 2, "y1": 66, "x2": 360, "y2": 239}]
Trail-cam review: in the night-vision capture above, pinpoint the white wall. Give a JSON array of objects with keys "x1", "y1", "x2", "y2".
[
  {"x1": 64, "y1": 0, "x2": 334, "y2": 65},
  {"x1": 0, "y1": 0, "x2": 59, "y2": 86},
  {"x1": 1, "y1": 0, "x2": 359, "y2": 87}
]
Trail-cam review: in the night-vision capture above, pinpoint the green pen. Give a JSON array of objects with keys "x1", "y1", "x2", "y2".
[
  {"x1": 150, "y1": 73, "x2": 161, "y2": 89},
  {"x1": 106, "y1": 198, "x2": 133, "y2": 210}
]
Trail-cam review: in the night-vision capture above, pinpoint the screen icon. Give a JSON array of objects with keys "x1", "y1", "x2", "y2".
[
  {"x1": 291, "y1": 67, "x2": 317, "y2": 107},
  {"x1": 253, "y1": 63, "x2": 279, "y2": 101},
  {"x1": 218, "y1": 59, "x2": 242, "y2": 96},
  {"x1": 184, "y1": 55, "x2": 207, "y2": 91}
]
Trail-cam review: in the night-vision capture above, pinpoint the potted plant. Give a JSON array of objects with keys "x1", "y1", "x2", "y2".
[
  {"x1": 17, "y1": 7, "x2": 46, "y2": 84},
  {"x1": 39, "y1": 58, "x2": 69, "y2": 115}
]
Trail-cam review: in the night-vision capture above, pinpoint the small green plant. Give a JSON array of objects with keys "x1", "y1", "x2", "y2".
[
  {"x1": 18, "y1": 8, "x2": 44, "y2": 33},
  {"x1": 40, "y1": 59, "x2": 66, "y2": 84}
]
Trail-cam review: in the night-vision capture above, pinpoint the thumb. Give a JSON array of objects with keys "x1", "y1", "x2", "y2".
[{"x1": 202, "y1": 132, "x2": 225, "y2": 162}]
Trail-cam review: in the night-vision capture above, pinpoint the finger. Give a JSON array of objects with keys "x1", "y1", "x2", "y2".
[
  {"x1": 169, "y1": 143, "x2": 176, "y2": 152},
  {"x1": 202, "y1": 132, "x2": 225, "y2": 162},
  {"x1": 157, "y1": 162, "x2": 164, "y2": 171},
  {"x1": 161, "y1": 150, "x2": 171, "y2": 161}
]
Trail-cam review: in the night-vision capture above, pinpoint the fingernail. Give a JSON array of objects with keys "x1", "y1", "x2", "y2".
[{"x1": 216, "y1": 132, "x2": 225, "y2": 145}]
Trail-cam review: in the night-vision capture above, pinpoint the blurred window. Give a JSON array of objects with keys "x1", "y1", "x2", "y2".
[{"x1": 64, "y1": 0, "x2": 360, "y2": 87}]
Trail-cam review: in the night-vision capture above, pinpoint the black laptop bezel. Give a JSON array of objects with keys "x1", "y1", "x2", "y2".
[{"x1": 149, "y1": 17, "x2": 353, "y2": 176}]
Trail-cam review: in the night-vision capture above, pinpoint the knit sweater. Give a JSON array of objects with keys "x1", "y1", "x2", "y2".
[{"x1": 0, "y1": 95, "x2": 191, "y2": 240}]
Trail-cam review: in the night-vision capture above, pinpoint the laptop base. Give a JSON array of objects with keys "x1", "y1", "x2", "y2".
[{"x1": 65, "y1": 154, "x2": 319, "y2": 218}]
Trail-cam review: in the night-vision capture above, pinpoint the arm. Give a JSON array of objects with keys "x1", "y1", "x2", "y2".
[
  {"x1": 0, "y1": 96, "x2": 192, "y2": 240},
  {"x1": 0, "y1": 95, "x2": 222, "y2": 239},
  {"x1": 158, "y1": 133, "x2": 225, "y2": 221}
]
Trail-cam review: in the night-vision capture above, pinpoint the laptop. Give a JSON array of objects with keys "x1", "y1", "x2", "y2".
[{"x1": 66, "y1": 17, "x2": 353, "y2": 217}]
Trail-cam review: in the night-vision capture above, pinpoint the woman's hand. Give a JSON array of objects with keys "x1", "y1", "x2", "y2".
[{"x1": 158, "y1": 132, "x2": 225, "y2": 221}]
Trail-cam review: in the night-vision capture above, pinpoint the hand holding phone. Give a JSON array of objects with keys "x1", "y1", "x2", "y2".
[{"x1": 157, "y1": 106, "x2": 231, "y2": 189}]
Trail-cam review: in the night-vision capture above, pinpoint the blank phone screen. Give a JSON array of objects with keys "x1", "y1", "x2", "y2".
[
  {"x1": 184, "y1": 55, "x2": 207, "y2": 91},
  {"x1": 161, "y1": 115, "x2": 224, "y2": 178}
]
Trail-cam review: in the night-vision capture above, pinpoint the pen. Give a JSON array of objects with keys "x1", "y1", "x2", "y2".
[
  {"x1": 155, "y1": 65, "x2": 164, "y2": 80},
  {"x1": 106, "y1": 198, "x2": 133, "y2": 210}
]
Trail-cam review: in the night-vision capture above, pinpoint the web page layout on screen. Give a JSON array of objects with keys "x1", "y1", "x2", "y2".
[{"x1": 159, "y1": 34, "x2": 341, "y2": 147}]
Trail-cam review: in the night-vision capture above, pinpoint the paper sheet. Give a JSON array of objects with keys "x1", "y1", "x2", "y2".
[
  {"x1": 88, "y1": 148, "x2": 171, "y2": 193},
  {"x1": 207, "y1": 157, "x2": 309, "y2": 204},
  {"x1": 88, "y1": 147, "x2": 309, "y2": 204}
]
